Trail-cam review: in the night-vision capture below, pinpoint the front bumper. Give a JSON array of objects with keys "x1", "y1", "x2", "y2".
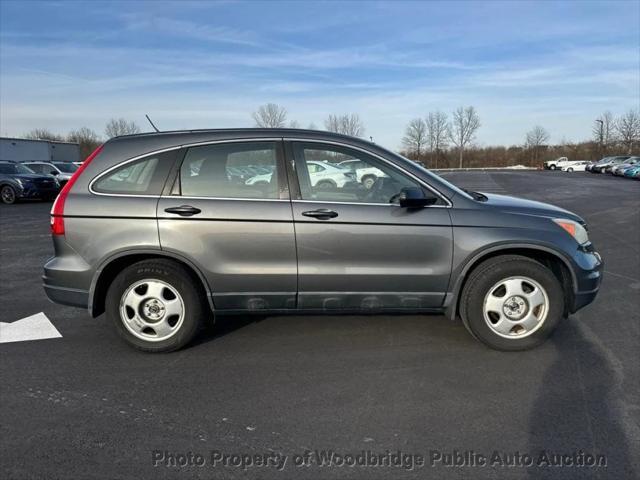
[
  {"x1": 569, "y1": 249, "x2": 603, "y2": 313},
  {"x1": 18, "y1": 184, "x2": 59, "y2": 199}
]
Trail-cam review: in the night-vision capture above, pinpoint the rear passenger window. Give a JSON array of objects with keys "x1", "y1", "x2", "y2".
[
  {"x1": 179, "y1": 142, "x2": 279, "y2": 199},
  {"x1": 93, "y1": 151, "x2": 175, "y2": 195}
]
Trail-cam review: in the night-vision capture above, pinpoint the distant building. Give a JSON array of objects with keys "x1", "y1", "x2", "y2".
[{"x1": 0, "y1": 137, "x2": 81, "y2": 163}]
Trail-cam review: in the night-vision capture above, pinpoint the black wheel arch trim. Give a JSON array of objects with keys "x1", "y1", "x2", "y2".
[
  {"x1": 89, "y1": 247, "x2": 215, "y2": 317},
  {"x1": 444, "y1": 242, "x2": 577, "y2": 320}
]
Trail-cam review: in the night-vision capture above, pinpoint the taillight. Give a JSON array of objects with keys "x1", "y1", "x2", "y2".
[{"x1": 51, "y1": 144, "x2": 104, "y2": 235}]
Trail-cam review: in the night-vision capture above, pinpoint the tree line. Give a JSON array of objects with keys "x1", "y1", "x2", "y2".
[
  {"x1": 401, "y1": 108, "x2": 640, "y2": 168},
  {"x1": 18, "y1": 105, "x2": 639, "y2": 167},
  {"x1": 252, "y1": 103, "x2": 365, "y2": 137},
  {"x1": 251, "y1": 103, "x2": 639, "y2": 168},
  {"x1": 21, "y1": 118, "x2": 141, "y2": 159}
]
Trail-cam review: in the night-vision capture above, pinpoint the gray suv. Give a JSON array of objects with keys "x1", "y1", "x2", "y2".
[{"x1": 44, "y1": 129, "x2": 602, "y2": 352}]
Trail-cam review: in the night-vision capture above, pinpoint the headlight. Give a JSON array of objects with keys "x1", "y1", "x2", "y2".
[{"x1": 553, "y1": 218, "x2": 589, "y2": 245}]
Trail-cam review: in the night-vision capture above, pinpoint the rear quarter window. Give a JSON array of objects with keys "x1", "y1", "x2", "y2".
[{"x1": 92, "y1": 150, "x2": 177, "y2": 195}]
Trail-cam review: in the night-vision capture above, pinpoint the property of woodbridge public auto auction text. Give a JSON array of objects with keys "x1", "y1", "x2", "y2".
[{"x1": 152, "y1": 449, "x2": 607, "y2": 471}]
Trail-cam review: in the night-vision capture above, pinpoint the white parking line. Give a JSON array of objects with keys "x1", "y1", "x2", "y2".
[{"x1": 0, "y1": 312, "x2": 62, "y2": 344}]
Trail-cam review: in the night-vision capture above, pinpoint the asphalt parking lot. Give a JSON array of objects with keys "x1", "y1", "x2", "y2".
[{"x1": 1, "y1": 171, "x2": 638, "y2": 479}]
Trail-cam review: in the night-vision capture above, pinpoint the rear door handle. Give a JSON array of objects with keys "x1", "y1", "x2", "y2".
[
  {"x1": 164, "y1": 205, "x2": 201, "y2": 217},
  {"x1": 302, "y1": 209, "x2": 338, "y2": 220}
]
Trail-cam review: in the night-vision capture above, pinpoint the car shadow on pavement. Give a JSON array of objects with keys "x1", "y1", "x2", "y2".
[
  {"x1": 189, "y1": 314, "x2": 264, "y2": 347},
  {"x1": 527, "y1": 318, "x2": 636, "y2": 479}
]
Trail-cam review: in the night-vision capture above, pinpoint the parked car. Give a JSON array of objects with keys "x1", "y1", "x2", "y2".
[
  {"x1": 585, "y1": 160, "x2": 600, "y2": 172},
  {"x1": 544, "y1": 158, "x2": 590, "y2": 171},
  {"x1": 561, "y1": 161, "x2": 590, "y2": 172},
  {"x1": 21, "y1": 161, "x2": 78, "y2": 187},
  {"x1": 611, "y1": 157, "x2": 639, "y2": 176},
  {"x1": 0, "y1": 161, "x2": 60, "y2": 204},
  {"x1": 246, "y1": 160, "x2": 356, "y2": 189},
  {"x1": 543, "y1": 157, "x2": 568, "y2": 170},
  {"x1": 337, "y1": 158, "x2": 387, "y2": 188},
  {"x1": 44, "y1": 129, "x2": 602, "y2": 353},
  {"x1": 591, "y1": 156, "x2": 631, "y2": 173},
  {"x1": 623, "y1": 165, "x2": 640, "y2": 179}
]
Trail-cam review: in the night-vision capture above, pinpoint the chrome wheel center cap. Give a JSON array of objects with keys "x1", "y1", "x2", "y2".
[
  {"x1": 502, "y1": 295, "x2": 527, "y2": 320},
  {"x1": 142, "y1": 298, "x2": 166, "y2": 321}
]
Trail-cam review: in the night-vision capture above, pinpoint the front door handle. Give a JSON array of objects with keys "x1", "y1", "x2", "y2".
[
  {"x1": 164, "y1": 205, "x2": 201, "y2": 217},
  {"x1": 302, "y1": 209, "x2": 338, "y2": 220}
]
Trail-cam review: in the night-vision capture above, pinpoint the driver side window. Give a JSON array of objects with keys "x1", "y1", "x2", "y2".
[{"x1": 292, "y1": 142, "x2": 421, "y2": 204}]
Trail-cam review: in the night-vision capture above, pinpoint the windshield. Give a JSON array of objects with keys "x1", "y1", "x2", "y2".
[
  {"x1": 53, "y1": 162, "x2": 78, "y2": 173},
  {"x1": 0, "y1": 163, "x2": 35, "y2": 175}
]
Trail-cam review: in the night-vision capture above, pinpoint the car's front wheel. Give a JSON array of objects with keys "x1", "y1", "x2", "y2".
[
  {"x1": 1, "y1": 185, "x2": 17, "y2": 204},
  {"x1": 460, "y1": 255, "x2": 564, "y2": 351},
  {"x1": 106, "y1": 259, "x2": 208, "y2": 352},
  {"x1": 549, "y1": 164, "x2": 556, "y2": 170}
]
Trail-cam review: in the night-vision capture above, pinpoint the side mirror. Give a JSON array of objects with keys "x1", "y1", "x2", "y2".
[
  {"x1": 399, "y1": 187, "x2": 438, "y2": 208},
  {"x1": 50, "y1": 170, "x2": 59, "y2": 176}
]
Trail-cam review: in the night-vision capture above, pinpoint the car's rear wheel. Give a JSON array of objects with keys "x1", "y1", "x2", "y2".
[
  {"x1": 1, "y1": 185, "x2": 17, "y2": 204},
  {"x1": 567, "y1": 167, "x2": 573, "y2": 172},
  {"x1": 460, "y1": 255, "x2": 564, "y2": 351},
  {"x1": 105, "y1": 259, "x2": 208, "y2": 352},
  {"x1": 549, "y1": 164, "x2": 556, "y2": 170},
  {"x1": 316, "y1": 180, "x2": 336, "y2": 190}
]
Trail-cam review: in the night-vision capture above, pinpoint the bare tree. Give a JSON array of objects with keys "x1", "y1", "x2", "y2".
[
  {"x1": 105, "y1": 118, "x2": 141, "y2": 138},
  {"x1": 324, "y1": 113, "x2": 365, "y2": 137},
  {"x1": 402, "y1": 118, "x2": 427, "y2": 158},
  {"x1": 592, "y1": 111, "x2": 616, "y2": 154},
  {"x1": 616, "y1": 109, "x2": 640, "y2": 153},
  {"x1": 23, "y1": 128, "x2": 64, "y2": 141},
  {"x1": 449, "y1": 106, "x2": 480, "y2": 168},
  {"x1": 426, "y1": 111, "x2": 449, "y2": 168},
  {"x1": 252, "y1": 103, "x2": 287, "y2": 128},
  {"x1": 525, "y1": 125, "x2": 550, "y2": 165},
  {"x1": 308, "y1": 122, "x2": 318, "y2": 130},
  {"x1": 288, "y1": 120, "x2": 300, "y2": 129},
  {"x1": 67, "y1": 127, "x2": 102, "y2": 159}
]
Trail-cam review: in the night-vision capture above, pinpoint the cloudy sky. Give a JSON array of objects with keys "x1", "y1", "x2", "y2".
[{"x1": 0, "y1": 0, "x2": 638, "y2": 150}]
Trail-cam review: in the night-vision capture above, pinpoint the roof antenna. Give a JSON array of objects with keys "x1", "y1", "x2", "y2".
[{"x1": 145, "y1": 114, "x2": 160, "y2": 133}]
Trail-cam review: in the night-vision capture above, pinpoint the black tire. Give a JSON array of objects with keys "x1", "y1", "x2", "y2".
[
  {"x1": 567, "y1": 167, "x2": 573, "y2": 172},
  {"x1": 105, "y1": 259, "x2": 208, "y2": 352},
  {"x1": 316, "y1": 180, "x2": 336, "y2": 190},
  {"x1": 549, "y1": 164, "x2": 556, "y2": 170},
  {"x1": 459, "y1": 255, "x2": 564, "y2": 351},
  {"x1": 1, "y1": 185, "x2": 17, "y2": 204}
]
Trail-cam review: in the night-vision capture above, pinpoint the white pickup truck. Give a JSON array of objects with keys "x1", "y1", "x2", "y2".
[{"x1": 543, "y1": 157, "x2": 585, "y2": 170}]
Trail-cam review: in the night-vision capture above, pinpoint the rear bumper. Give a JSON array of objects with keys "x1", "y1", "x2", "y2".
[
  {"x1": 43, "y1": 282, "x2": 89, "y2": 309},
  {"x1": 43, "y1": 239, "x2": 94, "y2": 310}
]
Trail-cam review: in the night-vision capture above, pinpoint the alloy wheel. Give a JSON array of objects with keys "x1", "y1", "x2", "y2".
[
  {"x1": 119, "y1": 279, "x2": 185, "y2": 342},
  {"x1": 482, "y1": 276, "x2": 549, "y2": 339}
]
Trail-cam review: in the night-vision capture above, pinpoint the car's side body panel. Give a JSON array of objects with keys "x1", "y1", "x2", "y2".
[
  {"x1": 290, "y1": 201, "x2": 453, "y2": 309},
  {"x1": 157, "y1": 198, "x2": 298, "y2": 311}
]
